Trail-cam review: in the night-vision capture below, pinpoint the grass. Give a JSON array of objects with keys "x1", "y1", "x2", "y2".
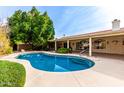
[{"x1": 0, "y1": 60, "x2": 26, "y2": 87}]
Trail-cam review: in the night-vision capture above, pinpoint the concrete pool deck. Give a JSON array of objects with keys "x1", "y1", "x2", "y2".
[{"x1": 0, "y1": 51, "x2": 124, "y2": 87}]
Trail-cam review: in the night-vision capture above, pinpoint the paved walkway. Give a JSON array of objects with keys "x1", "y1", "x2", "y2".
[{"x1": 0, "y1": 51, "x2": 124, "y2": 87}]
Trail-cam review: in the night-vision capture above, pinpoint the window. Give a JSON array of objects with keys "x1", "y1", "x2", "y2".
[
  {"x1": 76, "y1": 40, "x2": 89, "y2": 50},
  {"x1": 93, "y1": 39, "x2": 106, "y2": 49},
  {"x1": 76, "y1": 42, "x2": 81, "y2": 50},
  {"x1": 64, "y1": 42, "x2": 67, "y2": 48}
]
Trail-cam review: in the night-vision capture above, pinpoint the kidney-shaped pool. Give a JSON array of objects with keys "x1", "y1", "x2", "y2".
[{"x1": 17, "y1": 53, "x2": 95, "y2": 72}]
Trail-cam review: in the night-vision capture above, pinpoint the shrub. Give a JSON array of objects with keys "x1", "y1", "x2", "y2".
[
  {"x1": 0, "y1": 60, "x2": 26, "y2": 87},
  {"x1": 57, "y1": 48, "x2": 72, "y2": 53},
  {"x1": 6, "y1": 47, "x2": 13, "y2": 54},
  {"x1": 0, "y1": 31, "x2": 13, "y2": 55}
]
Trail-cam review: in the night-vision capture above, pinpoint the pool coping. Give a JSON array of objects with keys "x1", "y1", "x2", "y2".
[
  {"x1": 0, "y1": 51, "x2": 98, "y2": 74},
  {"x1": 0, "y1": 51, "x2": 97, "y2": 86},
  {"x1": 16, "y1": 51, "x2": 95, "y2": 73}
]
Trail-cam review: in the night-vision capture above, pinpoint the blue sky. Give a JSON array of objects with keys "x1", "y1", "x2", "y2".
[{"x1": 0, "y1": 6, "x2": 124, "y2": 38}]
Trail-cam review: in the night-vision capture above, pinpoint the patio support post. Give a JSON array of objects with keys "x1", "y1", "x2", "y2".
[
  {"x1": 55, "y1": 38, "x2": 57, "y2": 51},
  {"x1": 89, "y1": 37, "x2": 92, "y2": 56},
  {"x1": 67, "y1": 40, "x2": 69, "y2": 48}
]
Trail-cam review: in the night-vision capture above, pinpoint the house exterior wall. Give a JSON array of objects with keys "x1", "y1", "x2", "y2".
[
  {"x1": 58, "y1": 35, "x2": 124, "y2": 55},
  {"x1": 57, "y1": 41, "x2": 64, "y2": 48},
  {"x1": 92, "y1": 36, "x2": 124, "y2": 54},
  {"x1": 70, "y1": 40, "x2": 83, "y2": 51},
  {"x1": 70, "y1": 40, "x2": 77, "y2": 51},
  {"x1": 56, "y1": 35, "x2": 124, "y2": 55}
]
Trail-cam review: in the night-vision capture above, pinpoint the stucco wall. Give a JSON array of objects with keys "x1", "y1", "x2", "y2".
[
  {"x1": 69, "y1": 36, "x2": 124, "y2": 55},
  {"x1": 70, "y1": 40, "x2": 77, "y2": 51},
  {"x1": 92, "y1": 36, "x2": 124, "y2": 54},
  {"x1": 57, "y1": 35, "x2": 124, "y2": 55},
  {"x1": 70, "y1": 40, "x2": 82, "y2": 51}
]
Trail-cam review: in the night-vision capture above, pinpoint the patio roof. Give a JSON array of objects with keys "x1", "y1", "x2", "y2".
[{"x1": 56, "y1": 28, "x2": 124, "y2": 41}]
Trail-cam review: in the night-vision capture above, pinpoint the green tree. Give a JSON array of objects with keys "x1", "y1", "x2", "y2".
[
  {"x1": 8, "y1": 6, "x2": 55, "y2": 50},
  {"x1": 8, "y1": 10, "x2": 23, "y2": 45},
  {"x1": 31, "y1": 11, "x2": 55, "y2": 49}
]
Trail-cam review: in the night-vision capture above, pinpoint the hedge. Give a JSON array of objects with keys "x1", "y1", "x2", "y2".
[{"x1": 57, "y1": 48, "x2": 72, "y2": 53}]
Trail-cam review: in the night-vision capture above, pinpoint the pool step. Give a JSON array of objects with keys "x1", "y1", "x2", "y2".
[{"x1": 70, "y1": 59, "x2": 89, "y2": 66}]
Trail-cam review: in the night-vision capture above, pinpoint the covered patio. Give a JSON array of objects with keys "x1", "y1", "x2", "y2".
[{"x1": 49, "y1": 28, "x2": 124, "y2": 56}]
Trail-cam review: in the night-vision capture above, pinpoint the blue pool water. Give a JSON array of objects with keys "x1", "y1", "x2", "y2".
[{"x1": 17, "y1": 53, "x2": 95, "y2": 72}]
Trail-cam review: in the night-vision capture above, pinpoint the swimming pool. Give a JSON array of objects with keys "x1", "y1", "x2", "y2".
[{"x1": 17, "y1": 53, "x2": 95, "y2": 72}]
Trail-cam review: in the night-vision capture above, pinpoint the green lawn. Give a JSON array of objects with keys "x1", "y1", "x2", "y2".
[{"x1": 0, "y1": 60, "x2": 26, "y2": 87}]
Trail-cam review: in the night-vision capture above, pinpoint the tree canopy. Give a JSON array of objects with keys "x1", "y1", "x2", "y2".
[{"x1": 8, "y1": 6, "x2": 55, "y2": 49}]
